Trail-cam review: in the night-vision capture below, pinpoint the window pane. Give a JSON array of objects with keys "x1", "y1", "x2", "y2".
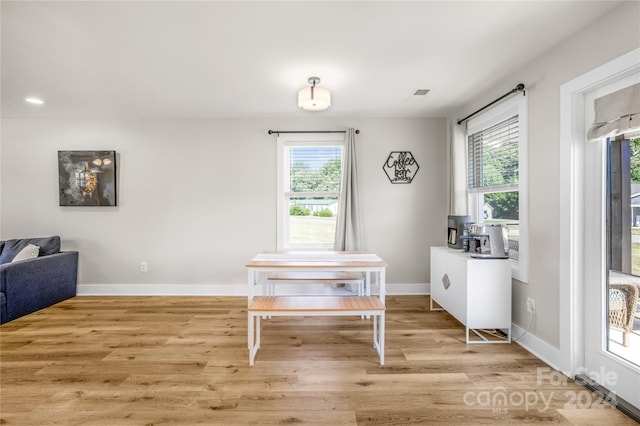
[
  {"x1": 290, "y1": 146, "x2": 342, "y2": 193},
  {"x1": 630, "y1": 137, "x2": 640, "y2": 276},
  {"x1": 483, "y1": 191, "x2": 519, "y2": 260},
  {"x1": 607, "y1": 136, "x2": 639, "y2": 367},
  {"x1": 288, "y1": 197, "x2": 337, "y2": 245},
  {"x1": 483, "y1": 191, "x2": 519, "y2": 222}
]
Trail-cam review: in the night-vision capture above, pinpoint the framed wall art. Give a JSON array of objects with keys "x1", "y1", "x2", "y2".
[
  {"x1": 383, "y1": 151, "x2": 419, "y2": 184},
  {"x1": 58, "y1": 150, "x2": 117, "y2": 206}
]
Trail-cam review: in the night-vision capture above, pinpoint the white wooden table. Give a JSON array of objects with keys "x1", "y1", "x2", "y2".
[
  {"x1": 245, "y1": 251, "x2": 387, "y2": 365},
  {"x1": 246, "y1": 251, "x2": 386, "y2": 302}
]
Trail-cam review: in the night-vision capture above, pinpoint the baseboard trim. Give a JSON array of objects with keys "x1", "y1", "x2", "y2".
[
  {"x1": 511, "y1": 322, "x2": 563, "y2": 373},
  {"x1": 77, "y1": 283, "x2": 247, "y2": 296},
  {"x1": 77, "y1": 282, "x2": 429, "y2": 296}
]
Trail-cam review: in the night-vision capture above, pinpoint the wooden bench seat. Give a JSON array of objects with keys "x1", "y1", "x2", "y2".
[
  {"x1": 247, "y1": 296, "x2": 385, "y2": 366},
  {"x1": 266, "y1": 271, "x2": 365, "y2": 295},
  {"x1": 267, "y1": 271, "x2": 363, "y2": 281}
]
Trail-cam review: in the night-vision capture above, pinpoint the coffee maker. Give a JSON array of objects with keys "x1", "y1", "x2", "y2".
[
  {"x1": 469, "y1": 223, "x2": 510, "y2": 259},
  {"x1": 447, "y1": 215, "x2": 472, "y2": 249}
]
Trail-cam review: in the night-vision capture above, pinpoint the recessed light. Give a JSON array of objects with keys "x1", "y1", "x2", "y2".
[{"x1": 25, "y1": 97, "x2": 45, "y2": 105}]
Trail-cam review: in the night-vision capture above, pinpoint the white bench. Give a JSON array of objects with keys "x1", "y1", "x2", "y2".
[
  {"x1": 265, "y1": 271, "x2": 366, "y2": 296},
  {"x1": 247, "y1": 295, "x2": 385, "y2": 366}
]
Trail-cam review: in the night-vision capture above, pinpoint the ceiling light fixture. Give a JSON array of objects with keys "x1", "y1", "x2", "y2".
[
  {"x1": 25, "y1": 97, "x2": 45, "y2": 105},
  {"x1": 298, "y1": 76, "x2": 331, "y2": 111}
]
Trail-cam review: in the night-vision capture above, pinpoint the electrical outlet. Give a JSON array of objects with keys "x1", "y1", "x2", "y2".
[
  {"x1": 140, "y1": 261, "x2": 148, "y2": 273},
  {"x1": 526, "y1": 297, "x2": 535, "y2": 313}
]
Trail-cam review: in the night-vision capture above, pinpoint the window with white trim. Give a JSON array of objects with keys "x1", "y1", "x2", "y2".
[
  {"x1": 467, "y1": 94, "x2": 529, "y2": 282},
  {"x1": 276, "y1": 133, "x2": 345, "y2": 250}
]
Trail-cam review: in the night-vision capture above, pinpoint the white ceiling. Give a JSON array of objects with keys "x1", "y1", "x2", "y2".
[{"x1": 0, "y1": 1, "x2": 621, "y2": 119}]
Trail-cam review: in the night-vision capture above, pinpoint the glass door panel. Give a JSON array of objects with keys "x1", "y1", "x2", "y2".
[
  {"x1": 582, "y1": 73, "x2": 640, "y2": 411},
  {"x1": 607, "y1": 136, "x2": 640, "y2": 367}
]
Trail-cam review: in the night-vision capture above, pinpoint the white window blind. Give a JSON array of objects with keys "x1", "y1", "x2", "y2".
[
  {"x1": 288, "y1": 146, "x2": 342, "y2": 193},
  {"x1": 467, "y1": 115, "x2": 519, "y2": 191}
]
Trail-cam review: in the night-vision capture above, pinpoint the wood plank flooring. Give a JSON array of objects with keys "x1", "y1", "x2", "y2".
[{"x1": 0, "y1": 296, "x2": 635, "y2": 425}]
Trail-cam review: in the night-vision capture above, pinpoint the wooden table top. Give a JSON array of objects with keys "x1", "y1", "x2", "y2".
[{"x1": 246, "y1": 251, "x2": 386, "y2": 268}]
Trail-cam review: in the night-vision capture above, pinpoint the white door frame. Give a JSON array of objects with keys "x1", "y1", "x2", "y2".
[{"x1": 559, "y1": 48, "x2": 640, "y2": 407}]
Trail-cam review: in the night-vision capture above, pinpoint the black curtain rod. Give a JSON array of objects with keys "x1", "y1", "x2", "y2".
[
  {"x1": 268, "y1": 129, "x2": 360, "y2": 135},
  {"x1": 457, "y1": 83, "x2": 525, "y2": 126}
]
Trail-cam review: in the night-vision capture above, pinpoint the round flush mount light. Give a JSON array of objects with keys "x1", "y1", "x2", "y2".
[
  {"x1": 25, "y1": 97, "x2": 45, "y2": 105},
  {"x1": 298, "y1": 76, "x2": 331, "y2": 111}
]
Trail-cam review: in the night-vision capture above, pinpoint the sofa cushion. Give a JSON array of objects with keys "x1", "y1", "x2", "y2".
[
  {"x1": 11, "y1": 244, "x2": 40, "y2": 263},
  {"x1": 0, "y1": 236, "x2": 60, "y2": 264}
]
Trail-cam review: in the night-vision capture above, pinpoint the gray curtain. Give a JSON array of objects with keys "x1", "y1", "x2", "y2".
[
  {"x1": 448, "y1": 119, "x2": 469, "y2": 215},
  {"x1": 334, "y1": 128, "x2": 361, "y2": 251},
  {"x1": 587, "y1": 82, "x2": 639, "y2": 141}
]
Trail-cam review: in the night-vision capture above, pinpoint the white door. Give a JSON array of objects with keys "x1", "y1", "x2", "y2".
[{"x1": 583, "y1": 73, "x2": 640, "y2": 409}]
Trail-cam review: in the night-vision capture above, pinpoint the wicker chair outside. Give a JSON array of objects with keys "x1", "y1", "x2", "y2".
[{"x1": 609, "y1": 283, "x2": 639, "y2": 347}]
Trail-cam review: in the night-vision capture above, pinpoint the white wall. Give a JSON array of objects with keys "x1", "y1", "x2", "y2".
[
  {"x1": 449, "y1": 1, "x2": 640, "y2": 350},
  {"x1": 0, "y1": 117, "x2": 446, "y2": 293}
]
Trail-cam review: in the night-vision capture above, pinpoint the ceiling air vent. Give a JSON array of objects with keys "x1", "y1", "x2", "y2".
[{"x1": 412, "y1": 89, "x2": 430, "y2": 96}]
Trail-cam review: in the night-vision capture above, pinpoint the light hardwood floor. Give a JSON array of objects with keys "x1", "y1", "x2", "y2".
[{"x1": 0, "y1": 296, "x2": 635, "y2": 425}]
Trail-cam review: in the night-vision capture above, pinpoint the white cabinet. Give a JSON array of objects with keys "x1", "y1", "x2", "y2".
[{"x1": 430, "y1": 246, "x2": 512, "y2": 344}]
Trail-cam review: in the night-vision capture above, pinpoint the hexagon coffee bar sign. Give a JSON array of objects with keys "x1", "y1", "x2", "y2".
[{"x1": 383, "y1": 151, "x2": 419, "y2": 184}]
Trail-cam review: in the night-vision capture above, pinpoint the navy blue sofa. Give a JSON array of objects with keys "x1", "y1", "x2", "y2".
[{"x1": 0, "y1": 236, "x2": 78, "y2": 324}]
